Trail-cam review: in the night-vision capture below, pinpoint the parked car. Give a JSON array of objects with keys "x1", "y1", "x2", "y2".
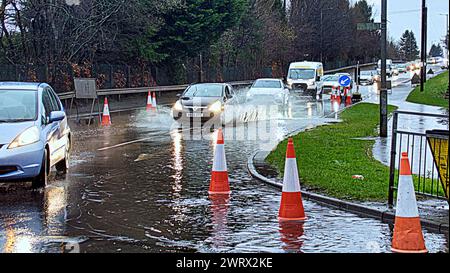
[
  {"x1": 246, "y1": 78, "x2": 289, "y2": 105},
  {"x1": 0, "y1": 82, "x2": 71, "y2": 188},
  {"x1": 359, "y1": 71, "x2": 375, "y2": 85},
  {"x1": 172, "y1": 83, "x2": 236, "y2": 125}
]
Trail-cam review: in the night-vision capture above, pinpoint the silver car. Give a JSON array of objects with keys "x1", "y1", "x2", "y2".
[{"x1": 0, "y1": 82, "x2": 71, "y2": 188}]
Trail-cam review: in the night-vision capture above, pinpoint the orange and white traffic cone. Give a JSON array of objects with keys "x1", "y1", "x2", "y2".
[
  {"x1": 152, "y1": 92, "x2": 158, "y2": 109},
  {"x1": 101, "y1": 97, "x2": 112, "y2": 126},
  {"x1": 278, "y1": 138, "x2": 306, "y2": 221},
  {"x1": 146, "y1": 91, "x2": 153, "y2": 111},
  {"x1": 391, "y1": 152, "x2": 427, "y2": 253},
  {"x1": 345, "y1": 88, "x2": 352, "y2": 106},
  {"x1": 331, "y1": 87, "x2": 336, "y2": 100},
  {"x1": 209, "y1": 128, "x2": 231, "y2": 195}
]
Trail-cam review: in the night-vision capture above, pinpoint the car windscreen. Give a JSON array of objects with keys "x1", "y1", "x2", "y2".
[
  {"x1": 183, "y1": 85, "x2": 223, "y2": 97},
  {"x1": 324, "y1": 75, "x2": 339, "y2": 81},
  {"x1": 252, "y1": 80, "x2": 282, "y2": 88},
  {"x1": 288, "y1": 69, "x2": 315, "y2": 80},
  {"x1": 0, "y1": 90, "x2": 37, "y2": 122}
]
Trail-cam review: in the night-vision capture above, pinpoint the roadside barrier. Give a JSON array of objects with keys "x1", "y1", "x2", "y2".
[
  {"x1": 146, "y1": 91, "x2": 153, "y2": 111},
  {"x1": 209, "y1": 128, "x2": 231, "y2": 195},
  {"x1": 101, "y1": 97, "x2": 112, "y2": 126},
  {"x1": 278, "y1": 138, "x2": 306, "y2": 221},
  {"x1": 391, "y1": 152, "x2": 428, "y2": 253}
]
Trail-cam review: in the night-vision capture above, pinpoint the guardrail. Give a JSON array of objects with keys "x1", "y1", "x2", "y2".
[{"x1": 57, "y1": 63, "x2": 376, "y2": 101}]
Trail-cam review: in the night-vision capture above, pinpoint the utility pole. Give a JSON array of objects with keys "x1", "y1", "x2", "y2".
[
  {"x1": 420, "y1": 0, "x2": 427, "y2": 91},
  {"x1": 321, "y1": 10, "x2": 324, "y2": 63},
  {"x1": 380, "y1": 0, "x2": 388, "y2": 137}
]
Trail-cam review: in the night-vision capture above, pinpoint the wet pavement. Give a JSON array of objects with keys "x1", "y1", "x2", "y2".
[{"x1": 0, "y1": 70, "x2": 448, "y2": 253}]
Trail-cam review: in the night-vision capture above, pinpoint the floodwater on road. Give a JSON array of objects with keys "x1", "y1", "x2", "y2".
[{"x1": 0, "y1": 75, "x2": 448, "y2": 253}]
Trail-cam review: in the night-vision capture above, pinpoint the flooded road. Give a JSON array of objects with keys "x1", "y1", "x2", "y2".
[{"x1": 1, "y1": 72, "x2": 448, "y2": 253}]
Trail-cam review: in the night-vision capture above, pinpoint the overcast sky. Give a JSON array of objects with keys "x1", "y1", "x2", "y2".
[{"x1": 363, "y1": 0, "x2": 449, "y2": 49}]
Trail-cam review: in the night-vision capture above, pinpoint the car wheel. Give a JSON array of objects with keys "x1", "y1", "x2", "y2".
[
  {"x1": 56, "y1": 138, "x2": 70, "y2": 174},
  {"x1": 32, "y1": 149, "x2": 48, "y2": 189}
]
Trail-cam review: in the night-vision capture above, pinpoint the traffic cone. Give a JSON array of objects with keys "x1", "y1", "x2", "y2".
[
  {"x1": 101, "y1": 97, "x2": 111, "y2": 126},
  {"x1": 152, "y1": 92, "x2": 157, "y2": 109},
  {"x1": 279, "y1": 138, "x2": 306, "y2": 221},
  {"x1": 209, "y1": 128, "x2": 230, "y2": 195},
  {"x1": 146, "y1": 91, "x2": 153, "y2": 111},
  {"x1": 345, "y1": 89, "x2": 352, "y2": 105},
  {"x1": 391, "y1": 152, "x2": 427, "y2": 253},
  {"x1": 330, "y1": 87, "x2": 336, "y2": 100}
]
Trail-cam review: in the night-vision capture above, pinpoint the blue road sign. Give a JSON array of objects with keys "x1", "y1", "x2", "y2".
[{"x1": 339, "y1": 75, "x2": 351, "y2": 87}]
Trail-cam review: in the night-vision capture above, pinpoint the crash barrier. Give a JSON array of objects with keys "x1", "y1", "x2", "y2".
[
  {"x1": 388, "y1": 110, "x2": 449, "y2": 206},
  {"x1": 57, "y1": 63, "x2": 377, "y2": 103}
]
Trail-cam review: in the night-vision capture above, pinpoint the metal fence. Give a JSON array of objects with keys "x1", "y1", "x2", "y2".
[{"x1": 388, "y1": 110, "x2": 449, "y2": 206}]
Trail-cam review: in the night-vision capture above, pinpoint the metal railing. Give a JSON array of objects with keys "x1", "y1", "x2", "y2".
[{"x1": 388, "y1": 110, "x2": 449, "y2": 206}]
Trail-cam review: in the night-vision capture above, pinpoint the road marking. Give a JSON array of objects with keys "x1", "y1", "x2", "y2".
[
  {"x1": 97, "y1": 137, "x2": 153, "y2": 151},
  {"x1": 96, "y1": 127, "x2": 204, "y2": 151}
]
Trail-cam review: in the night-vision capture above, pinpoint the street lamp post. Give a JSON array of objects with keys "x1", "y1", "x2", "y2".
[
  {"x1": 380, "y1": 0, "x2": 388, "y2": 137},
  {"x1": 320, "y1": 8, "x2": 334, "y2": 63},
  {"x1": 441, "y1": 13, "x2": 449, "y2": 106}
]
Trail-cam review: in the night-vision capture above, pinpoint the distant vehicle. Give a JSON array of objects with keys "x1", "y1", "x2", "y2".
[
  {"x1": 321, "y1": 74, "x2": 340, "y2": 95},
  {"x1": 286, "y1": 61, "x2": 324, "y2": 96},
  {"x1": 359, "y1": 71, "x2": 375, "y2": 85},
  {"x1": 172, "y1": 83, "x2": 236, "y2": 125},
  {"x1": 391, "y1": 64, "x2": 399, "y2": 76},
  {"x1": 397, "y1": 63, "x2": 407, "y2": 73},
  {"x1": 377, "y1": 59, "x2": 393, "y2": 77},
  {"x1": 0, "y1": 82, "x2": 71, "y2": 188},
  {"x1": 246, "y1": 78, "x2": 289, "y2": 105}
]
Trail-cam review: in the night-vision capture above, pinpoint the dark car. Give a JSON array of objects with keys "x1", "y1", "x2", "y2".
[{"x1": 172, "y1": 83, "x2": 236, "y2": 125}]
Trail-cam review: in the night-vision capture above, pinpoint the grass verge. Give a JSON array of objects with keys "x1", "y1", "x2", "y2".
[
  {"x1": 267, "y1": 103, "x2": 395, "y2": 201},
  {"x1": 406, "y1": 71, "x2": 449, "y2": 108},
  {"x1": 266, "y1": 103, "x2": 445, "y2": 201}
]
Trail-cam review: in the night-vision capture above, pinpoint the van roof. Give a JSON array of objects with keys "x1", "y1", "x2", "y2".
[{"x1": 289, "y1": 61, "x2": 323, "y2": 68}]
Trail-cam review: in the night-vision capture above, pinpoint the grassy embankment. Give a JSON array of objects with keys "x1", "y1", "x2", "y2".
[
  {"x1": 266, "y1": 103, "x2": 443, "y2": 201},
  {"x1": 406, "y1": 71, "x2": 449, "y2": 108}
]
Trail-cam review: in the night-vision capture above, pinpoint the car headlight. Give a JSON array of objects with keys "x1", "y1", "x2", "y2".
[
  {"x1": 173, "y1": 101, "x2": 183, "y2": 111},
  {"x1": 209, "y1": 101, "x2": 222, "y2": 112},
  {"x1": 308, "y1": 80, "x2": 315, "y2": 85},
  {"x1": 8, "y1": 126, "x2": 40, "y2": 149},
  {"x1": 287, "y1": 79, "x2": 293, "y2": 85}
]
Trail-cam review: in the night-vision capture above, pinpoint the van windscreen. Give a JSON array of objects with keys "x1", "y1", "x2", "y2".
[{"x1": 288, "y1": 69, "x2": 315, "y2": 80}]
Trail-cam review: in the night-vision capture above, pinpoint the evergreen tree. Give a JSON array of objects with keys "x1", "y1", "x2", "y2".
[
  {"x1": 429, "y1": 43, "x2": 443, "y2": 57},
  {"x1": 398, "y1": 30, "x2": 420, "y2": 61}
]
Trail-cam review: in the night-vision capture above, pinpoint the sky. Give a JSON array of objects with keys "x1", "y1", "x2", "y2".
[{"x1": 362, "y1": 0, "x2": 449, "y2": 50}]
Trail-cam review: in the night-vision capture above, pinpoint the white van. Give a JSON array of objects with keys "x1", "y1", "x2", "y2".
[
  {"x1": 286, "y1": 61, "x2": 324, "y2": 95},
  {"x1": 377, "y1": 59, "x2": 393, "y2": 77}
]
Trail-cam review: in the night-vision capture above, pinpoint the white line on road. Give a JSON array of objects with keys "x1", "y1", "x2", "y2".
[{"x1": 97, "y1": 137, "x2": 154, "y2": 151}]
